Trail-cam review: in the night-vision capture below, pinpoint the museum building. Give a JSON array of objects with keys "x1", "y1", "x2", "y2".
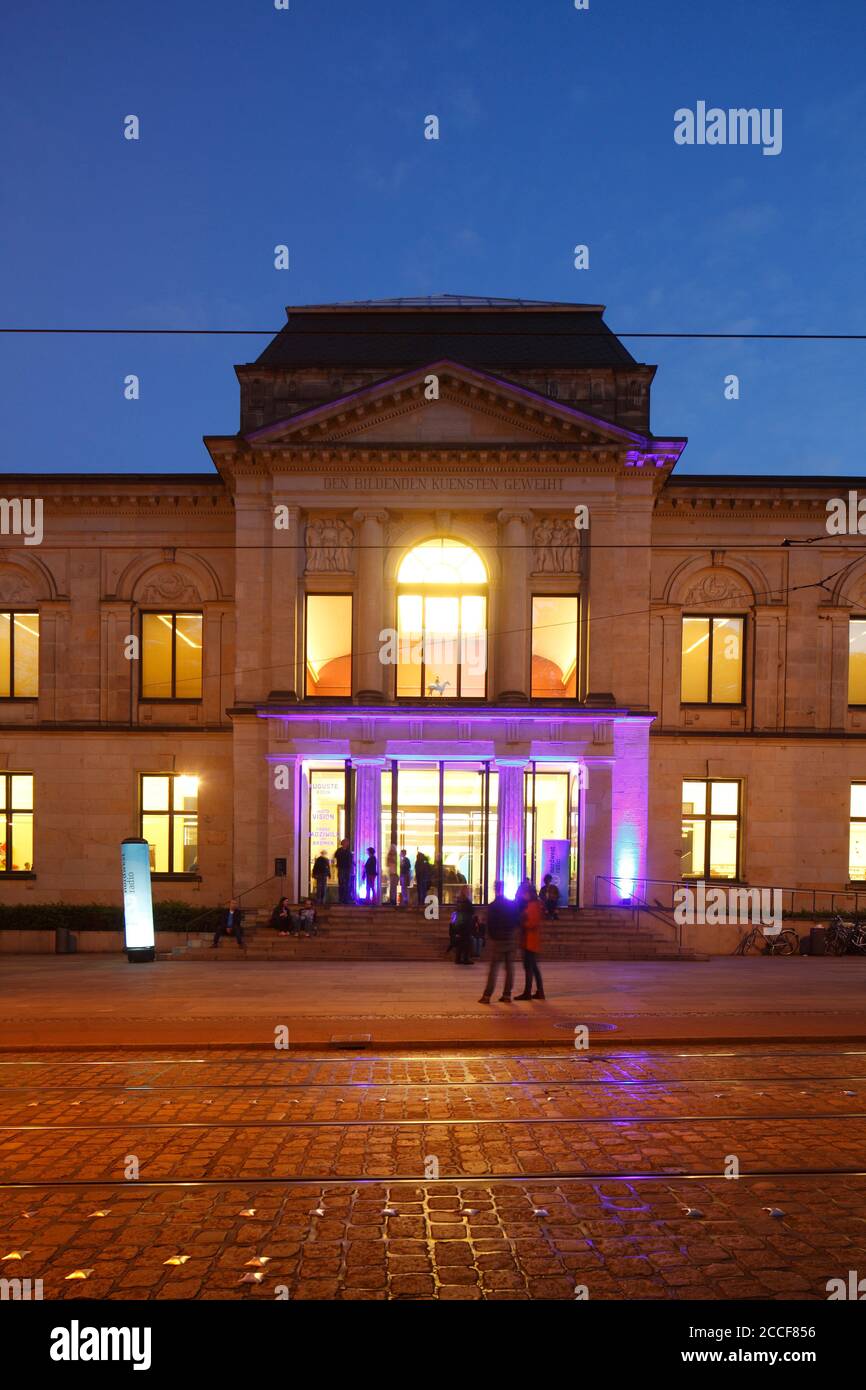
[{"x1": 1, "y1": 295, "x2": 866, "y2": 916}]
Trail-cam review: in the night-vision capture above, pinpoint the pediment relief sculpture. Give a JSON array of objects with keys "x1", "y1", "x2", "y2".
[
  {"x1": 139, "y1": 568, "x2": 201, "y2": 605},
  {"x1": 305, "y1": 518, "x2": 355, "y2": 574},
  {"x1": 532, "y1": 517, "x2": 579, "y2": 574},
  {"x1": 682, "y1": 573, "x2": 747, "y2": 606},
  {"x1": 0, "y1": 573, "x2": 35, "y2": 604}
]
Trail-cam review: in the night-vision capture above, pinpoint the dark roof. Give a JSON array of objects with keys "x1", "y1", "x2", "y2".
[
  {"x1": 283, "y1": 295, "x2": 606, "y2": 311},
  {"x1": 667, "y1": 474, "x2": 866, "y2": 489},
  {"x1": 252, "y1": 299, "x2": 637, "y2": 370}
]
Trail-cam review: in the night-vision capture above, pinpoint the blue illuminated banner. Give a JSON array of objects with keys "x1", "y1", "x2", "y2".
[{"x1": 121, "y1": 837, "x2": 155, "y2": 957}]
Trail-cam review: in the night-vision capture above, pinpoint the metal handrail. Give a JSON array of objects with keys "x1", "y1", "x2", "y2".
[
  {"x1": 174, "y1": 875, "x2": 283, "y2": 938},
  {"x1": 593, "y1": 876, "x2": 682, "y2": 951}
]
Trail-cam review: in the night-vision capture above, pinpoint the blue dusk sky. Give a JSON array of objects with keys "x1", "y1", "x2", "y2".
[{"x1": 1, "y1": 0, "x2": 865, "y2": 477}]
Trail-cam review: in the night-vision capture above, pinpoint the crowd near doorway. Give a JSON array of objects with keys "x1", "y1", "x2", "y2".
[{"x1": 304, "y1": 758, "x2": 582, "y2": 906}]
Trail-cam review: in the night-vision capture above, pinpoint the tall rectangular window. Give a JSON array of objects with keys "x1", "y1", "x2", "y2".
[
  {"x1": 531, "y1": 596, "x2": 578, "y2": 698},
  {"x1": 0, "y1": 773, "x2": 34, "y2": 872},
  {"x1": 681, "y1": 615, "x2": 744, "y2": 704},
  {"x1": 849, "y1": 620, "x2": 866, "y2": 705},
  {"x1": 682, "y1": 779, "x2": 740, "y2": 880},
  {"x1": 850, "y1": 784, "x2": 866, "y2": 881},
  {"x1": 141, "y1": 613, "x2": 202, "y2": 699},
  {"x1": 140, "y1": 774, "x2": 199, "y2": 874},
  {"x1": 0, "y1": 612, "x2": 39, "y2": 697},
  {"x1": 395, "y1": 594, "x2": 487, "y2": 698},
  {"x1": 305, "y1": 595, "x2": 352, "y2": 697}
]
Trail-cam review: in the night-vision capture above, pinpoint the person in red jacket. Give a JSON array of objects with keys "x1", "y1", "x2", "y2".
[{"x1": 515, "y1": 880, "x2": 545, "y2": 1000}]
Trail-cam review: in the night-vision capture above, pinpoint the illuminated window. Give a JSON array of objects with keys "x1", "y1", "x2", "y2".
[
  {"x1": 140, "y1": 774, "x2": 199, "y2": 874},
  {"x1": 681, "y1": 615, "x2": 744, "y2": 704},
  {"x1": 849, "y1": 620, "x2": 866, "y2": 705},
  {"x1": 681, "y1": 779, "x2": 740, "y2": 880},
  {"x1": 396, "y1": 540, "x2": 487, "y2": 698},
  {"x1": 850, "y1": 784, "x2": 866, "y2": 881},
  {"x1": 0, "y1": 612, "x2": 39, "y2": 697},
  {"x1": 531, "y1": 596, "x2": 578, "y2": 698},
  {"x1": 0, "y1": 774, "x2": 34, "y2": 873},
  {"x1": 305, "y1": 595, "x2": 352, "y2": 697},
  {"x1": 141, "y1": 613, "x2": 202, "y2": 700}
]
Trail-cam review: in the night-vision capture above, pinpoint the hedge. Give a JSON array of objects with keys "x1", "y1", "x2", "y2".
[{"x1": 0, "y1": 901, "x2": 224, "y2": 933}]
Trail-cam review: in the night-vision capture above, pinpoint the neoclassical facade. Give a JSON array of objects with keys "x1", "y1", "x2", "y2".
[{"x1": 1, "y1": 296, "x2": 865, "y2": 916}]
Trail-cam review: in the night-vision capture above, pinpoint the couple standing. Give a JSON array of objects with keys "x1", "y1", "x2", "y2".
[{"x1": 478, "y1": 879, "x2": 545, "y2": 1004}]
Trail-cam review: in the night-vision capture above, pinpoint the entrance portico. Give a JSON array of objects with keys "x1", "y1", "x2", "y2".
[{"x1": 261, "y1": 705, "x2": 652, "y2": 908}]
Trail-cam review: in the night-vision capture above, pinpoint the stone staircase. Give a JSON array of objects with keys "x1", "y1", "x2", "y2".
[{"x1": 162, "y1": 905, "x2": 701, "y2": 962}]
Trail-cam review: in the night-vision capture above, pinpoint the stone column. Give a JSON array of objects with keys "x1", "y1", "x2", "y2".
[
  {"x1": 495, "y1": 511, "x2": 531, "y2": 701},
  {"x1": 353, "y1": 510, "x2": 388, "y2": 701},
  {"x1": 353, "y1": 756, "x2": 385, "y2": 900},
  {"x1": 818, "y1": 606, "x2": 851, "y2": 732},
  {"x1": 610, "y1": 719, "x2": 651, "y2": 900},
  {"x1": 752, "y1": 605, "x2": 786, "y2": 730},
  {"x1": 270, "y1": 499, "x2": 301, "y2": 699},
  {"x1": 494, "y1": 758, "x2": 527, "y2": 898},
  {"x1": 233, "y1": 478, "x2": 271, "y2": 704}
]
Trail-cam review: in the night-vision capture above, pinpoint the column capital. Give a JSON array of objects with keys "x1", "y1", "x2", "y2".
[
  {"x1": 497, "y1": 509, "x2": 533, "y2": 527},
  {"x1": 352, "y1": 508, "x2": 389, "y2": 526}
]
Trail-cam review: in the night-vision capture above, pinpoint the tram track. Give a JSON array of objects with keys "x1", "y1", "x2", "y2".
[
  {"x1": 1, "y1": 1166, "x2": 866, "y2": 1189},
  {"x1": 4, "y1": 1109, "x2": 866, "y2": 1129}
]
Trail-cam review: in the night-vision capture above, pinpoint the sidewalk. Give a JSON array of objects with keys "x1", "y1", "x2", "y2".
[{"x1": 1, "y1": 956, "x2": 865, "y2": 1049}]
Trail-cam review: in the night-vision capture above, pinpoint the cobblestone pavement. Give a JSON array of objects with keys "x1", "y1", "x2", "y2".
[{"x1": 1, "y1": 1046, "x2": 865, "y2": 1300}]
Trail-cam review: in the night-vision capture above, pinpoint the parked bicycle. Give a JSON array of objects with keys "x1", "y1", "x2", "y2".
[
  {"x1": 733, "y1": 925, "x2": 800, "y2": 956},
  {"x1": 825, "y1": 914, "x2": 866, "y2": 956}
]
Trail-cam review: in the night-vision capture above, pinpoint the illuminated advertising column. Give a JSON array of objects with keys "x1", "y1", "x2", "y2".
[
  {"x1": 495, "y1": 759, "x2": 527, "y2": 900},
  {"x1": 121, "y1": 837, "x2": 155, "y2": 963}
]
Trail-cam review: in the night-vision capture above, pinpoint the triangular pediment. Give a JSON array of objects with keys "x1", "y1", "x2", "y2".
[{"x1": 244, "y1": 360, "x2": 647, "y2": 450}]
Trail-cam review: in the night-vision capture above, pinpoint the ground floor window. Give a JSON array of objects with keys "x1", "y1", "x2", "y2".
[
  {"x1": 304, "y1": 758, "x2": 581, "y2": 906},
  {"x1": 850, "y1": 784, "x2": 866, "y2": 881},
  {"x1": 140, "y1": 773, "x2": 199, "y2": 874},
  {"x1": 379, "y1": 761, "x2": 491, "y2": 905},
  {"x1": 0, "y1": 773, "x2": 34, "y2": 872},
  {"x1": 306, "y1": 763, "x2": 350, "y2": 894},
  {"x1": 524, "y1": 764, "x2": 580, "y2": 902},
  {"x1": 681, "y1": 778, "x2": 740, "y2": 880}
]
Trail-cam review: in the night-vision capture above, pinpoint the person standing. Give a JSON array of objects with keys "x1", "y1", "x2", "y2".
[
  {"x1": 452, "y1": 890, "x2": 475, "y2": 965},
  {"x1": 211, "y1": 897, "x2": 246, "y2": 949},
  {"x1": 363, "y1": 846, "x2": 378, "y2": 904},
  {"x1": 334, "y1": 838, "x2": 353, "y2": 905},
  {"x1": 399, "y1": 849, "x2": 412, "y2": 907},
  {"x1": 515, "y1": 882, "x2": 545, "y2": 1000},
  {"x1": 312, "y1": 850, "x2": 331, "y2": 904},
  {"x1": 386, "y1": 843, "x2": 399, "y2": 907},
  {"x1": 540, "y1": 873, "x2": 560, "y2": 920},
  {"x1": 478, "y1": 881, "x2": 518, "y2": 1002},
  {"x1": 414, "y1": 850, "x2": 428, "y2": 907}
]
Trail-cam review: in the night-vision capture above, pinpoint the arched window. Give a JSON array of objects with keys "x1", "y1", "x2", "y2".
[{"x1": 396, "y1": 539, "x2": 487, "y2": 698}]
